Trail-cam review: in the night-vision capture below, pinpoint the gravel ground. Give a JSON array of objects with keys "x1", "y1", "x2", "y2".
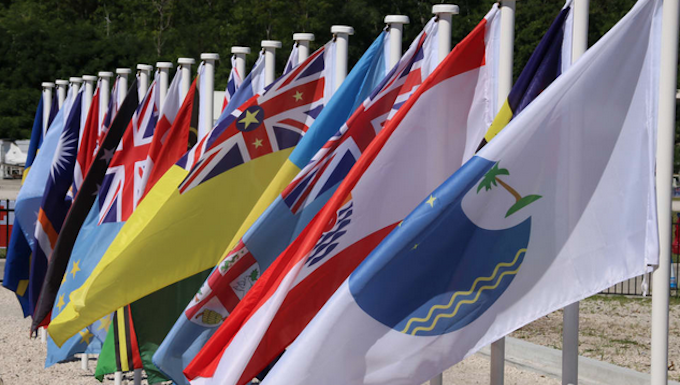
[
  {"x1": 0, "y1": 288, "x2": 562, "y2": 385},
  {"x1": 511, "y1": 295, "x2": 680, "y2": 382}
]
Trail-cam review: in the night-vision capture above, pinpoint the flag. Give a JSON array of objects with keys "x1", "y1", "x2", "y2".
[
  {"x1": 479, "y1": 0, "x2": 573, "y2": 149},
  {"x1": 185, "y1": 6, "x2": 501, "y2": 384},
  {"x1": 71, "y1": 84, "x2": 101, "y2": 197},
  {"x1": 3, "y1": 95, "x2": 44, "y2": 315},
  {"x1": 222, "y1": 55, "x2": 243, "y2": 112},
  {"x1": 30, "y1": 79, "x2": 139, "y2": 334},
  {"x1": 153, "y1": 31, "x2": 393, "y2": 385},
  {"x1": 28, "y1": 89, "x2": 83, "y2": 321},
  {"x1": 48, "y1": 39, "x2": 338, "y2": 346},
  {"x1": 90, "y1": 70, "x2": 196, "y2": 382},
  {"x1": 38, "y1": 80, "x2": 141, "y2": 366},
  {"x1": 262, "y1": 1, "x2": 661, "y2": 383}
]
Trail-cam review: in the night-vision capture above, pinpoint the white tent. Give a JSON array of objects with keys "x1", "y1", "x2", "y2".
[{"x1": 0, "y1": 140, "x2": 26, "y2": 179}]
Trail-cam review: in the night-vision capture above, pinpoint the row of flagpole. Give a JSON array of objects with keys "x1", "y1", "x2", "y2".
[{"x1": 30, "y1": 0, "x2": 678, "y2": 384}]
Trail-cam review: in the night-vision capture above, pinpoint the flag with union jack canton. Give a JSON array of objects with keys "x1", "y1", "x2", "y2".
[
  {"x1": 222, "y1": 55, "x2": 243, "y2": 112},
  {"x1": 153, "y1": 32, "x2": 394, "y2": 385},
  {"x1": 44, "y1": 38, "x2": 338, "y2": 352}
]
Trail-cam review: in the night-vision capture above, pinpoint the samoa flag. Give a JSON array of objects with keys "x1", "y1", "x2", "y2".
[{"x1": 261, "y1": 0, "x2": 661, "y2": 383}]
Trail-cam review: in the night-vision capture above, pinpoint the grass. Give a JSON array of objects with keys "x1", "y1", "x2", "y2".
[{"x1": 0, "y1": 248, "x2": 5, "y2": 259}]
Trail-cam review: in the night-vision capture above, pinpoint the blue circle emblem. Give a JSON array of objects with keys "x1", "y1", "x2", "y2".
[{"x1": 236, "y1": 105, "x2": 264, "y2": 132}]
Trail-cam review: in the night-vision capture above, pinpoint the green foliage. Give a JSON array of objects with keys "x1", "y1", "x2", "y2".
[{"x1": 0, "y1": 0, "x2": 671, "y2": 150}]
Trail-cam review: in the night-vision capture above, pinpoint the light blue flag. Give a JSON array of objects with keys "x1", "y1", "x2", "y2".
[{"x1": 153, "y1": 31, "x2": 390, "y2": 385}]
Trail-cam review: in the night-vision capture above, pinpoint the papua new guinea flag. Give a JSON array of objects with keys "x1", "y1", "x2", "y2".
[
  {"x1": 184, "y1": 6, "x2": 501, "y2": 385},
  {"x1": 49, "y1": 39, "x2": 339, "y2": 346},
  {"x1": 262, "y1": 0, "x2": 661, "y2": 384},
  {"x1": 153, "y1": 31, "x2": 391, "y2": 385}
]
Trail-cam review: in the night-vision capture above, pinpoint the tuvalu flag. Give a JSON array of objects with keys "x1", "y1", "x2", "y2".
[
  {"x1": 31, "y1": 80, "x2": 139, "y2": 333},
  {"x1": 262, "y1": 1, "x2": 661, "y2": 383},
  {"x1": 49, "y1": 39, "x2": 339, "y2": 346},
  {"x1": 153, "y1": 31, "x2": 393, "y2": 385},
  {"x1": 3, "y1": 95, "x2": 45, "y2": 315},
  {"x1": 184, "y1": 5, "x2": 502, "y2": 384}
]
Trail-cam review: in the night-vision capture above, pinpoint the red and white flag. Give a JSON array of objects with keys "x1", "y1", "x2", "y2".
[{"x1": 184, "y1": 5, "x2": 502, "y2": 385}]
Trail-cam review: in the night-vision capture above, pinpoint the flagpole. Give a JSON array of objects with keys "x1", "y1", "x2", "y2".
[
  {"x1": 83, "y1": 75, "x2": 97, "y2": 116},
  {"x1": 178, "y1": 58, "x2": 195, "y2": 103},
  {"x1": 41, "y1": 82, "x2": 54, "y2": 132},
  {"x1": 384, "y1": 15, "x2": 410, "y2": 68},
  {"x1": 69, "y1": 77, "x2": 83, "y2": 95},
  {"x1": 330, "y1": 25, "x2": 354, "y2": 89},
  {"x1": 562, "y1": 1, "x2": 589, "y2": 384},
  {"x1": 429, "y1": 4, "x2": 459, "y2": 385},
  {"x1": 261, "y1": 41, "x2": 282, "y2": 86},
  {"x1": 137, "y1": 64, "x2": 153, "y2": 98},
  {"x1": 199, "y1": 53, "x2": 219, "y2": 138},
  {"x1": 294, "y1": 33, "x2": 315, "y2": 62},
  {"x1": 490, "y1": 2, "x2": 516, "y2": 385},
  {"x1": 56, "y1": 80, "x2": 68, "y2": 109},
  {"x1": 230, "y1": 47, "x2": 249, "y2": 85},
  {"x1": 652, "y1": 0, "x2": 680, "y2": 383},
  {"x1": 98, "y1": 72, "x2": 113, "y2": 128},
  {"x1": 157, "y1": 62, "x2": 173, "y2": 111},
  {"x1": 116, "y1": 68, "x2": 132, "y2": 106}
]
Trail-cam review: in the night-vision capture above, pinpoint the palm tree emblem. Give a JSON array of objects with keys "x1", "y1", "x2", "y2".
[{"x1": 477, "y1": 162, "x2": 541, "y2": 218}]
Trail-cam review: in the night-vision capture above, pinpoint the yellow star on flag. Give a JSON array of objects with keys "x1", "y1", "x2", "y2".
[
  {"x1": 412, "y1": 243, "x2": 419, "y2": 250},
  {"x1": 239, "y1": 110, "x2": 260, "y2": 130},
  {"x1": 293, "y1": 90, "x2": 303, "y2": 102},
  {"x1": 70, "y1": 260, "x2": 81, "y2": 279},
  {"x1": 79, "y1": 329, "x2": 93, "y2": 345},
  {"x1": 97, "y1": 315, "x2": 112, "y2": 331},
  {"x1": 56, "y1": 294, "x2": 66, "y2": 312},
  {"x1": 426, "y1": 195, "x2": 437, "y2": 208},
  {"x1": 252, "y1": 138, "x2": 263, "y2": 148}
]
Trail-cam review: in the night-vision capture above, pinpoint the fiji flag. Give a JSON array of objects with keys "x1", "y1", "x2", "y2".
[
  {"x1": 49, "y1": 38, "x2": 339, "y2": 347},
  {"x1": 3, "y1": 95, "x2": 44, "y2": 315},
  {"x1": 153, "y1": 31, "x2": 392, "y2": 385},
  {"x1": 262, "y1": 0, "x2": 661, "y2": 384}
]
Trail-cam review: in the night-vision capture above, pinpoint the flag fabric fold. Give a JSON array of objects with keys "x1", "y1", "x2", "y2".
[
  {"x1": 185, "y1": 6, "x2": 501, "y2": 384},
  {"x1": 262, "y1": 1, "x2": 661, "y2": 383},
  {"x1": 48, "y1": 39, "x2": 339, "y2": 346},
  {"x1": 3, "y1": 95, "x2": 45, "y2": 315},
  {"x1": 153, "y1": 31, "x2": 391, "y2": 385}
]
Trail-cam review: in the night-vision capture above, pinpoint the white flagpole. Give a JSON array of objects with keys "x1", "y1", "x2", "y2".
[
  {"x1": 652, "y1": 0, "x2": 680, "y2": 384},
  {"x1": 330, "y1": 25, "x2": 354, "y2": 89},
  {"x1": 55, "y1": 80, "x2": 68, "y2": 109},
  {"x1": 157, "y1": 62, "x2": 173, "y2": 111},
  {"x1": 562, "y1": 2, "x2": 589, "y2": 385},
  {"x1": 82, "y1": 75, "x2": 97, "y2": 113},
  {"x1": 69, "y1": 77, "x2": 83, "y2": 95},
  {"x1": 230, "y1": 47, "x2": 250, "y2": 85},
  {"x1": 177, "y1": 58, "x2": 195, "y2": 103},
  {"x1": 490, "y1": 2, "x2": 516, "y2": 384},
  {"x1": 261, "y1": 41, "x2": 282, "y2": 86},
  {"x1": 98, "y1": 72, "x2": 113, "y2": 129},
  {"x1": 200, "y1": 53, "x2": 219, "y2": 138},
  {"x1": 41, "y1": 82, "x2": 54, "y2": 133},
  {"x1": 429, "y1": 4, "x2": 460, "y2": 385},
  {"x1": 137, "y1": 64, "x2": 153, "y2": 98},
  {"x1": 384, "y1": 15, "x2": 410, "y2": 68},
  {"x1": 116, "y1": 68, "x2": 132, "y2": 106},
  {"x1": 294, "y1": 33, "x2": 315, "y2": 62}
]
